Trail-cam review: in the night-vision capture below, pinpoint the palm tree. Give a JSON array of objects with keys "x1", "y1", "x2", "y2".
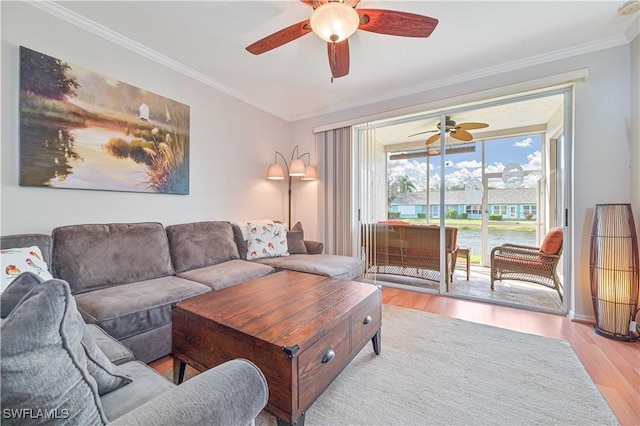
[
  {"x1": 396, "y1": 175, "x2": 416, "y2": 193},
  {"x1": 388, "y1": 175, "x2": 416, "y2": 207}
]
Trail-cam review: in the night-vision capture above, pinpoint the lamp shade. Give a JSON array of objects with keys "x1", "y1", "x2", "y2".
[
  {"x1": 289, "y1": 159, "x2": 306, "y2": 176},
  {"x1": 310, "y1": 2, "x2": 360, "y2": 43},
  {"x1": 590, "y1": 203, "x2": 639, "y2": 341},
  {"x1": 267, "y1": 163, "x2": 285, "y2": 180},
  {"x1": 302, "y1": 165, "x2": 318, "y2": 180}
]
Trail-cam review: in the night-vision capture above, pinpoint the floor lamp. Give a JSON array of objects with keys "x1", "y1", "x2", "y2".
[
  {"x1": 267, "y1": 146, "x2": 317, "y2": 228},
  {"x1": 590, "y1": 203, "x2": 639, "y2": 341}
]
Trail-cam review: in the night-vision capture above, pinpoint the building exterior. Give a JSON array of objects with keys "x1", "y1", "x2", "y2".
[{"x1": 390, "y1": 188, "x2": 537, "y2": 220}]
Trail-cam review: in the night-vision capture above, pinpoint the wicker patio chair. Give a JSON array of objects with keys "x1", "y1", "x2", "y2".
[{"x1": 490, "y1": 227, "x2": 563, "y2": 301}]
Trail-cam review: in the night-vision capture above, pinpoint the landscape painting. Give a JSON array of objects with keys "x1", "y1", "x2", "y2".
[{"x1": 19, "y1": 46, "x2": 190, "y2": 194}]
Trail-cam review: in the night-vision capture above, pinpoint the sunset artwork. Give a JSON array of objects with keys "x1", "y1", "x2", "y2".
[{"x1": 19, "y1": 46, "x2": 190, "y2": 194}]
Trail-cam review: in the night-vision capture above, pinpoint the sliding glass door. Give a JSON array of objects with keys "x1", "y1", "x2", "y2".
[{"x1": 355, "y1": 88, "x2": 570, "y2": 314}]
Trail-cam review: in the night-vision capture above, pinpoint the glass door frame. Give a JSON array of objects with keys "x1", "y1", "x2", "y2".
[{"x1": 354, "y1": 86, "x2": 573, "y2": 315}]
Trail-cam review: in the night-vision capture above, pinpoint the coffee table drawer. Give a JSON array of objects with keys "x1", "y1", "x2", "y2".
[
  {"x1": 298, "y1": 317, "x2": 350, "y2": 410},
  {"x1": 351, "y1": 291, "x2": 382, "y2": 352}
]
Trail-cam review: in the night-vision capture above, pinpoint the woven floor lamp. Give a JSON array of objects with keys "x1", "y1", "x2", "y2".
[{"x1": 590, "y1": 203, "x2": 640, "y2": 341}]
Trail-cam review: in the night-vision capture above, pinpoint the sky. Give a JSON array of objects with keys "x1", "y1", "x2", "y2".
[{"x1": 388, "y1": 134, "x2": 543, "y2": 191}]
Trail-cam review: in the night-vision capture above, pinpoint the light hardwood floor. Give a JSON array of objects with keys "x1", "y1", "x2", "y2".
[
  {"x1": 152, "y1": 287, "x2": 639, "y2": 425},
  {"x1": 382, "y1": 287, "x2": 640, "y2": 426}
]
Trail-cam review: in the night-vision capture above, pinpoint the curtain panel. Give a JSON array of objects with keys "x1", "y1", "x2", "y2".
[{"x1": 316, "y1": 127, "x2": 353, "y2": 256}]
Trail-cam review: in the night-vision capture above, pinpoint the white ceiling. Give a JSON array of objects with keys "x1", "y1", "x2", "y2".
[{"x1": 50, "y1": 1, "x2": 638, "y2": 122}]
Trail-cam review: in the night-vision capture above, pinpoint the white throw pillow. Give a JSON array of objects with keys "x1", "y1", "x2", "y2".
[
  {"x1": 1, "y1": 246, "x2": 53, "y2": 292},
  {"x1": 246, "y1": 222, "x2": 289, "y2": 259}
]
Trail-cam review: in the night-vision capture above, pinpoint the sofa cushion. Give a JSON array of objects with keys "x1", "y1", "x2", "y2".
[
  {"x1": 166, "y1": 221, "x2": 240, "y2": 273},
  {"x1": 247, "y1": 222, "x2": 289, "y2": 259},
  {"x1": 86, "y1": 324, "x2": 135, "y2": 366},
  {"x1": 177, "y1": 259, "x2": 275, "y2": 291},
  {"x1": 74, "y1": 276, "x2": 210, "y2": 341},
  {"x1": 254, "y1": 254, "x2": 365, "y2": 281},
  {"x1": 231, "y1": 223, "x2": 248, "y2": 259},
  {"x1": 1, "y1": 272, "x2": 43, "y2": 318},
  {"x1": 52, "y1": 222, "x2": 175, "y2": 294},
  {"x1": 100, "y1": 361, "x2": 175, "y2": 422},
  {"x1": 1, "y1": 279, "x2": 108, "y2": 425}
]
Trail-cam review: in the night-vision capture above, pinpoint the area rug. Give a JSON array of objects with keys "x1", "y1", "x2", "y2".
[{"x1": 252, "y1": 305, "x2": 617, "y2": 426}]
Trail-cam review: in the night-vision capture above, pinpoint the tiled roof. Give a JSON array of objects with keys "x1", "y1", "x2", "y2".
[{"x1": 392, "y1": 188, "x2": 537, "y2": 206}]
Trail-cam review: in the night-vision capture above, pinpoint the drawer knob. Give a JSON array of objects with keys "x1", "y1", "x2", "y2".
[
  {"x1": 363, "y1": 315, "x2": 373, "y2": 325},
  {"x1": 322, "y1": 349, "x2": 336, "y2": 364}
]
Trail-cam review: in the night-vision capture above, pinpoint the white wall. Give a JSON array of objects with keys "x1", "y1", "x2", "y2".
[
  {"x1": 1, "y1": 2, "x2": 291, "y2": 234},
  {"x1": 631, "y1": 32, "x2": 639, "y2": 234},
  {"x1": 290, "y1": 44, "x2": 633, "y2": 321}
]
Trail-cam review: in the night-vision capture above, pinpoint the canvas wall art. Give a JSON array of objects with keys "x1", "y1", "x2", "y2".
[{"x1": 19, "y1": 46, "x2": 190, "y2": 194}]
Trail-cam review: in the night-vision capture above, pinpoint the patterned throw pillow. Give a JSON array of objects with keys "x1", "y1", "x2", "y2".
[
  {"x1": 246, "y1": 222, "x2": 289, "y2": 259},
  {"x1": 1, "y1": 246, "x2": 53, "y2": 293}
]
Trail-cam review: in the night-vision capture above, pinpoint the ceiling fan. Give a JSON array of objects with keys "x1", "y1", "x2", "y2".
[
  {"x1": 409, "y1": 116, "x2": 489, "y2": 145},
  {"x1": 245, "y1": 0, "x2": 438, "y2": 79}
]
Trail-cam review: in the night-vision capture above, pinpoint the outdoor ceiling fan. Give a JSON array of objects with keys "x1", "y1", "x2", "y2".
[
  {"x1": 409, "y1": 116, "x2": 489, "y2": 145},
  {"x1": 245, "y1": 0, "x2": 438, "y2": 79}
]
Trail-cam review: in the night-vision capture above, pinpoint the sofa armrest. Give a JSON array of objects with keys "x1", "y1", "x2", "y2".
[
  {"x1": 304, "y1": 240, "x2": 324, "y2": 254},
  {"x1": 109, "y1": 359, "x2": 268, "y2": 426}
]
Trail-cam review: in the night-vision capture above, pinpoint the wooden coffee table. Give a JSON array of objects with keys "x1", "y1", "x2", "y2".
[{"x1": 172, "y1": 270, "x2": 381, "y2": 426}]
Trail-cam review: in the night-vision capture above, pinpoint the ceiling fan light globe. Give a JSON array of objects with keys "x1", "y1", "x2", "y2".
[{"x1": 310, "y1": 2, "x2": 360, "y2": 43}]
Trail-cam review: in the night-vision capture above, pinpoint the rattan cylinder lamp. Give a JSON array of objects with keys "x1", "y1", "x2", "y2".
[{"x1": 590, "y1": 204, "x2": 639, "y2": 341}]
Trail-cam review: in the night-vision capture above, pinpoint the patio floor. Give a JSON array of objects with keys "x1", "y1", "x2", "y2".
[{"x1": 362, "y1": 264, "x2": 563, "y2": 312}]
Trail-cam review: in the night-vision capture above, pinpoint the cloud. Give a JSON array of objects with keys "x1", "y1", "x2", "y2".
[
  {"x1": 388, "y1": 159, "x2": 429, "y2": 191},
  {"x1": 525, "y1": 151, "x2": 541, "y2": 169},
  {"x1": 455, "y1": 160, "x2": 482, "y2": 169},
  {"x1": 514, "y1": 137, "x2": 532, "y2": 148}
]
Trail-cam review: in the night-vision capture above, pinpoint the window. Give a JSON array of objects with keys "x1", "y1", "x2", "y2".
[
  {"x1": 466, "y1": 205, "x2": 482, "y2": 215},
  {"x1": 430, "y1": 205, "x2": 439, "y2": 218},
  {"x1": 492, "y1": 205, "x2": 508, "y2": 215},
  {"x1": 523, "y1": 204, "x2": 537, "y2": 218}
]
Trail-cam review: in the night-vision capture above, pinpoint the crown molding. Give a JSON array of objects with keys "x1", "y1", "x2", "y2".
[
  {"x1": 290, "y1": 34, "x2": 630, "y2": 122},
  {"x1": 26, "y1": 1, "x2": 633, "y2": 123},
  {"x1": 23, "y1": 0, "x2": 291, "y2": 121}
]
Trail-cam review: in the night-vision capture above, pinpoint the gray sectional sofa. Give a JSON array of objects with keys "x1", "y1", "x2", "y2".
[
  {"x1": 3, "y1": 220, "x2": 365, "y2": 363},
  {"x1": 1, "y1": 234, "x2": 269, "y2": 425},
  {"x1": 1, "y1": 220, "x2": 364, "y2": 424}
]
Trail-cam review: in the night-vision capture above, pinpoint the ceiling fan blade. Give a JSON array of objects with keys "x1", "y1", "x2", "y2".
[
  {"x1": 425, "y1": 133, "x2": 441, "y2": 145},
  {"x1": 246, "y1": 20, "x2": 311, "y2": 55},
  {"x1": 300, "y1": 0, "x2": 319, "y2": 8},
  {"x1": 451, "y1": 129, "x2": 473, "y2": 142},
  {"x1": 457, "y1": 122, "x2": 489, "y2": 131},
  {"x1": 357, "y1": 9, "x2": 438, "y2": 37},
  {"x1": 327, "y1": 40, "x2": 350, "y2": 78},
  {"x1": 408, "y1": 129, "x2": 438, "y2": 137}
]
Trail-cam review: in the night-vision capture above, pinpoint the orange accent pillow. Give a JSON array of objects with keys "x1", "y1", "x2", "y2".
[{"x1": 540, "y1": 227, "x2": 563, "y2": 255}]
